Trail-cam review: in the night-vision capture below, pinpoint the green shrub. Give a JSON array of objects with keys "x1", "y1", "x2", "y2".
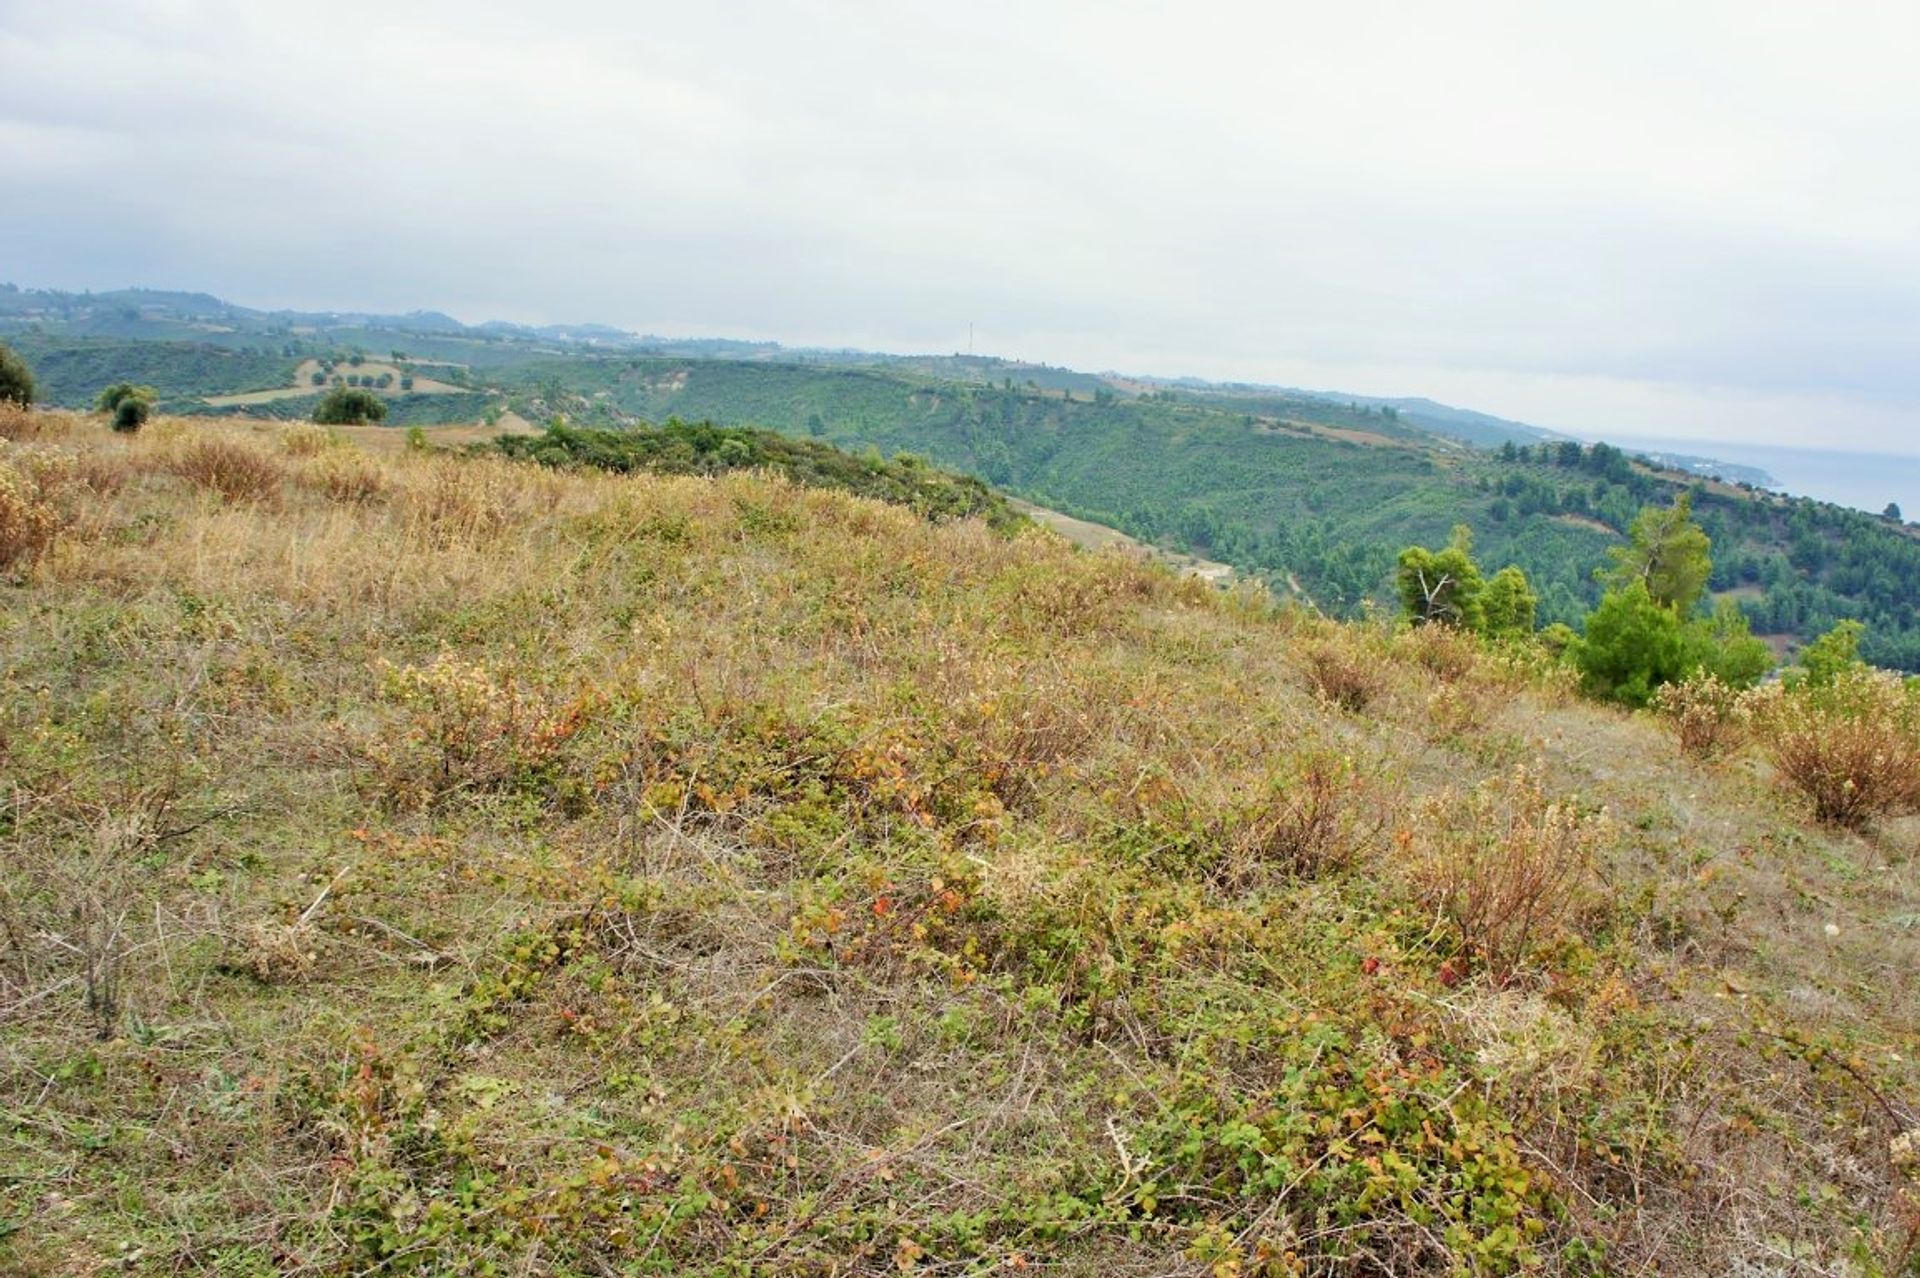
[
  {"x1": 492, "y1": 420, "x2": 1026, "y2": 531},
  {"x1": 111, "y1": 396, "x2": 152, "y2": 434},
  {"x1": 98, "y1": 382, "x2": 157, "y2": 434},
  {"x1": 314, "y1": 386, "x2": 388, "y2": 426},
  {"x1": 0, "y1": 341, "x2": 35, "y2": 406}
]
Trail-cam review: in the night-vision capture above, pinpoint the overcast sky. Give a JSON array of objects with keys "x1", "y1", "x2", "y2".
[{"x1": 3, "y1": 1, "x2": 1917, "y2": 451}]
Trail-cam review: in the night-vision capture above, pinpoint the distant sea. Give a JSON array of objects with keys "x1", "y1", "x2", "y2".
[{"x1": 1588, "y1": 435, "x2": 1920, "y2": 522}]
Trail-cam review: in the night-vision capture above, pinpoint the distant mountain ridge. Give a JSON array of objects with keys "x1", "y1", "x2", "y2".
[{"x1": 0, "y1": 282, "x2": 1591, "y2": 452}]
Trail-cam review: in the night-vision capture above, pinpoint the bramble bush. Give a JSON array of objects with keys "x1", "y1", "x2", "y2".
[{"x1": 365, "y1": 652, "x2": 596, "y2": 808}]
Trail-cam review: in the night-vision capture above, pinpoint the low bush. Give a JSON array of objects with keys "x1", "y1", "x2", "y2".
[
  {"x1": 1652, "y1": 673, "x2": 1753, "y2": 760},
  {"x1": 1748, "y1": 668, "x2": 1920, "y2": 828},
  {"x1": 1407, "y1": 768, "x2": 1600, "y2": 985}
]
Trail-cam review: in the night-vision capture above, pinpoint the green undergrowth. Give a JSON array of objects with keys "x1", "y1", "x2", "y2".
[
  {"x1": 2, "y1": 415, "x2": 1918, "y2": 1276},
  {"x1": 489, "y1": 419, "x2": 1027, "y2": 533}
]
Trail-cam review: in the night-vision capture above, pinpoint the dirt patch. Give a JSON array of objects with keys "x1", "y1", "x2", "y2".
[{"x1": 1012, "y1": 499, "x2": 1234, "y2": 583}]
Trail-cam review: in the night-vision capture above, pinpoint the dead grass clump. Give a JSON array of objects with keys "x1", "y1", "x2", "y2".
[
  {"x1": 165, "y1": 434, "x2": 285, "y2": 502},
  {"x1": 233, "y1": 917, "x2": 320, "y2": 983},
  {"x1": 1300, "y1": 635, "x2": 1387, "y2": 712},
  {"x1": 280, "y1": 422, "x2": 336, "y2": 457},
  {"x1": 1748, "y1": 670, "x2": 1920, "y2": 828},
  {"x1": 1407, "y1": 768, "x2": 1601, "y2": 985},
  {"x1": 0, "y1": 403, "x2": 72, "y2": 441},
  {"x1": 1422, "y1": 681, "x2": 1496, "y2": 740},
  {"x1": 1652, "y1": 674, "x2": 1752, "y2": 760},
  {"x1": 399, "y1": 456, "x2": 541, "y2": 545},
  {"x1": 1397, "y1": 622, "x2": 1480, "y2": 683},
  {"x1": 302, "y1": 449, "x2": 391, "y2": 504},
  {"x1": 71, "y1": 449, "x2": 133, "y2": 496}
]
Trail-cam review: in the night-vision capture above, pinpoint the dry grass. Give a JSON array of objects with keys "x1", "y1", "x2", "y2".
[
  {"x1": 163, "y1": 431, "x2": 286, "y2": 501},
  {"x1": 280, "y1": 420, "x2": 337, "y2": 457},
  {"x1": 0, "y1": 401, "x2": 75, "y2": 441},
  {"x1": 0, "y1": 408, "x2": 1916, "y2": 1276},
  {"x1": 299, "y1": 447, "x2": 391, "y2": 503}
]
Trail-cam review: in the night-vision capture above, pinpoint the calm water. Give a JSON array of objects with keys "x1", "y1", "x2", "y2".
[{"x1": 1592, "y1": 435, "x2": 1920, "y2": 522}]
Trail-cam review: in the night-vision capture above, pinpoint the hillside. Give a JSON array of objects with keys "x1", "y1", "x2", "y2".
[
  {"x1": 6, "y1": 299, "x2": 1920, "y2": 669},
  {"x1": 492, "y1": 355, "x2": 1920, "y2": 670},
  {"x1": 3, "y1": 409, "x2": 1919, "y2": 1275}
]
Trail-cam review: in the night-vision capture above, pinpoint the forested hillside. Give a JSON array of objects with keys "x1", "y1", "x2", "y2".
[{"x1": 492, "y1": 355, "x2": 1920, "y2": 670}]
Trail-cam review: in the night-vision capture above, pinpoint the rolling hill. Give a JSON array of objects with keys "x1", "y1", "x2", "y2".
[
  {"x1": 5, "y1": 285, "x2": 1918, "y2": 670},
  {"x1": 3, "y1": 407, "x2": 1917, "y2": 1275}
]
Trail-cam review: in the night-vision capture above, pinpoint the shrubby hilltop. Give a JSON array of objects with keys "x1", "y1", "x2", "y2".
[{"x1": 2, "y1": 402, "x2": 1918, "y2": 1275}]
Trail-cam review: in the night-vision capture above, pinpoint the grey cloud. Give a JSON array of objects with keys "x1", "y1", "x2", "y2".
[{"x1": 1, "y1": 0, "x2": 1916, "y2": 449}]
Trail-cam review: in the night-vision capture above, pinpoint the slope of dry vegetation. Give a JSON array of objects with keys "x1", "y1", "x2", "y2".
[{"x1": 3, "y1": 408, "x2": 1920, "y2": 1276}]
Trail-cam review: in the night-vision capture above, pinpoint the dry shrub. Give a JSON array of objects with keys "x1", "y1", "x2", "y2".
[
  {"x1": 399, "y1": 456, "x2": 541, "y2": 545},
  {"x1": 952, "y1": 665, "x2": 1112, "y2": 810},
  {"x1": 364, "y1": 652, "x2": 593, "y2": 807},
  {"x1": 0, "y1": 453, "x2": 66, "y2": 570},
  {"x1": 0, "y1": 403, "x2": 72, "y2": 441},
  {"x1": 1422, "y1": 681, "x2": 1496, "y2": 739},
  {"x1": 1652, "y1": 674, "x2": 1752, "y2": 760},
  {"x1": 1748, "y1": 670, "x2": 1920, "y2": 828},
  {"x1": 1300, "y1": 635, "x2": 1386, "y2": 712},
  {"x1": 1407, "y1": 768, "x2": 1601, "y2": 985},
  {"x1": 165, "y1": 434, "x2": 285, "y2": 501},
  {"x1": 70, "y1": 450, "x2": 133, "y2": 496},
  {"x1": 302, "y1": 449, "x2": 391, "y2": 504},
  {"x1": 280, "y1": 422, "x2": 336, "y2": 457},
  {"x1": 1397, "y1": 622, "x2": 1480, "y2": 683},
  {"x1": 1217, "y1": 751, "x2": 1379, "y2": 884}
]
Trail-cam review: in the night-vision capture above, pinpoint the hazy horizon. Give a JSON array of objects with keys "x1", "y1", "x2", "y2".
[{"x1": 5, "y1": 1, "x2": 1917, "y2": 456}]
